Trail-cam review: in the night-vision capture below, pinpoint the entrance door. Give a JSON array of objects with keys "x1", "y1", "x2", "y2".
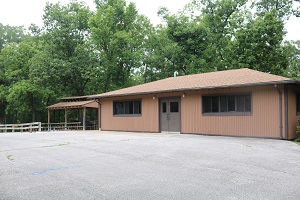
[{"x1": 160, "y1": 98, "x2": 180, "y2": 132}]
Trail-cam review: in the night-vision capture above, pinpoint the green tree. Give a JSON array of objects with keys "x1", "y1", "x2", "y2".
[
  {"x1": 0, "y1": 38, "x2": 40, "y2": 123},
  {"x1": 231, "y1": 12, "x2": 287, "y2": 74},
  {"x1": 0, "y1": 40, "x2": 39, "y2": 84},
  {"x1": 90, "y1": 0, "x2": 147, "y2": 92},
  {"x1": 141, "y1": 24, "x2": 181, "y2": 82},
  {"x1": 6, "y1": 80, "x2": 49, "y2": 122},
  {"x1": 0, "y1": 24, "x2": 25, "y2": 51},
  {"x1": 0, "y1": 24, "x2": 27, "y2": 123},
  {"x1": 37, "y1": 0, "x2": 97, "y2": 96},
  {"x1": 283, "y1": 40, "x2": 300, "y2": 79},
  {"x1": 255, "y1": 0, "x2": 293, "y2": 19},
  {"x1": 0, "y1": 85, "x2": 8, "y2": 123}
]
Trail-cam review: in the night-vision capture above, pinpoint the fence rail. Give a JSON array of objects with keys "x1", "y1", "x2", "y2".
[
  {"x1": 41, "y1": 122, "x2": 83, "y2": 131},
  {"x1": 0, "y1": 122, "x2": 42, "y2": 133},
  {"x1": 42, "y1": 121, "x2": 98, "y2": 131}
]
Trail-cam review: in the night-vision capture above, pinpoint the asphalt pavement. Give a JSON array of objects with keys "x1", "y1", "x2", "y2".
[{"x1": 1, "y1": 131, "x2": 300, "y2": 200}]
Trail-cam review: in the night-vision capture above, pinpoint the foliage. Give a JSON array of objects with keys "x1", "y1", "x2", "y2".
[
  {"x1": 284, "y1": 41, "x2": 300, "y2": 79},
  {"x1": 0, "y1": 23, "x2": 26, "y2": 51},
  {"x1": 0, "y1": 0, "x2": 300, "y2": 124},
  {"x1": 90, "y1": 0, "x2": 147, "y2": 92},
  {"x1": 6, "y1": 80, "x2": 52, "y2": 122}
]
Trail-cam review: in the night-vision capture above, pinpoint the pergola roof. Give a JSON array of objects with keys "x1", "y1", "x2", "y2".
[{"x1": 48, "y1": 100, "x2": 98, "y2": 110}]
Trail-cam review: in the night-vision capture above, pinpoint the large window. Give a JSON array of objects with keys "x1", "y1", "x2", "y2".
[
  {"x1": 113, "y1": 100, "x2": 141, "y2": 116},
  {"x1": 203, "y1": 94, "x2": 251, "y2": 115}
]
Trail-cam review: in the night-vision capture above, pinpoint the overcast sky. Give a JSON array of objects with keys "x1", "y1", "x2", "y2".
[{"x1": 0, "y1": 0, "x2": 299, "y2": 41}]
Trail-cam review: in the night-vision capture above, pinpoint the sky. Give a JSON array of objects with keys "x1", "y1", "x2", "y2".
[{"x1": 0, "y1": 0, "x2": 299, "y2": 41}]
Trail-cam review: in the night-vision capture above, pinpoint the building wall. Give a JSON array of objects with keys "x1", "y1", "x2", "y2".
[
  {"x1": 101, "y1": 94, "x2": 160, "y2": 132},
  {"x1": 181, "y1": 85, "x2": 282, "y2": 138},
  {"x1": 288, "y1": 85, "x2": 299, "y2": 139},
  {"x1": 100, "y1": 85, "x2": 298, "y2": 139}
]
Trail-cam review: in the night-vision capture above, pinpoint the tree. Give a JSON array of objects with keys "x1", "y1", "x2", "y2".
[
  {"x1": 283, "y1": 40, "x2": 300, "y2": 79},
  {"x1": 90, "y1": 0, "x2": 147, "y2": 92},
  {"x1": 0, "y1": 24, "x2": 25, "y2": 51},
  {"x1": 231, "y1": 11, "x2": 287, "y2": 74},
  {"x1": 0, "y1": 38, "x2": 40, "y2": 123},
  {"x1": 141, "y1": 24, "x2": 182, "y2": 82},
  {"x1": 0, "y1": 85, "x2": 8, "y2": 124},
  {"x1": 38, "y1": 0, "x2": 97, "y2": 96},
  {"x1": 6, "y1": 81, "x2": 49, "y2": 122},
  {"x1": 158, "y1": 0, "x2": 248, "y2": 73},
  {"x1": 0, "y1": 40, "x2": 39, "y2": 84}
]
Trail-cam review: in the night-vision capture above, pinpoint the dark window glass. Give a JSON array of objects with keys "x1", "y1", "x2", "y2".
[
  {"x1": 212, "y1": 96, "x2": 219, "y2": 112},
  {"x1": 134, "y1": 101, "x2": 141, "y2": 114},
  {"x1": 162, "y1": 102, "x2": 167, "y2": 113},
  {"x1": 245, "y1": 95, "x2": 251, "y2": 112},
  {"x1": 228, "y1": 96, "x2": 235, "y2": 111},
  {"x1": 203, "y1": 97, "x2": 212, "y2": 113},
  {"x1": 170, "y1": 102, "x2": 179, "y2": 112},
  {"x1": 124, "y1": 102, "x2": 129, "y2": 114},
  {"x1": 128, "y1": 101, "x2": 134, "y2": 114},
  {"x1": 220, "y1": 96, "x2": 228, "y2": 112},
  {"x1": 237, "y1": 95, "x2": 245, "y2": 112},
  {"x1": 202, "y1": 94, "x2": 251, "y2": 114},
  {"x1": 114, "y1": 100, "x2": 141, "y2": 115},
  {"x1": 114, "y1": 102, "x2": 124, "y2": 115}
]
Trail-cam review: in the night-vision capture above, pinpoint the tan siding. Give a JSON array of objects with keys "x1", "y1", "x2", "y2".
[
  {"x1": 181, "y1": 85, "x2": 281, "y2": 138},
  {"x1": 101, "y1": 85, "x2": 290, "y2": 139},
  {"x1": 288, "y1": 85, "x2": 298, "y2": 139},
  {"x1": 101, "y1": 95, "x2": 159, "y2": 132}
]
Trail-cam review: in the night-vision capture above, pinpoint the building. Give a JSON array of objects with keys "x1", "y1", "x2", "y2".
[{"x1": 87, "y1": 68, "x2": 300, "y2": 139}]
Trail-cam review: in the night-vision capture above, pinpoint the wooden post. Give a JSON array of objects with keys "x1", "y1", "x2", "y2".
[
  {"x1": 83, "y1": 107, "x2": 86, "y2": 131},
  {"x1": 48, "y1": 109, "x2": 50, "y2": 131},
  {"x1": 65, "y1": 109, "x2": 68, "y2": 130}
]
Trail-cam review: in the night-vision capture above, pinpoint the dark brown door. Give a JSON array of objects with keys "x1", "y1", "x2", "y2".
[{"x1": 160, "y1": 98, "x2": 180, "y2": 132}]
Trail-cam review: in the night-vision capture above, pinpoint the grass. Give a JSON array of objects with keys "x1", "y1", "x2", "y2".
[
  {"x1": 294, "y1": 138, "x2": 300, "y2": 146},
  {"x1": 7, "y1": 155, "x2": 14, "y2": 161}
]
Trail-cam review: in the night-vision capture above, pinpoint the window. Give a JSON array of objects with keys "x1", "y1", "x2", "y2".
[
  {"x1": 113, "y1": 100, "x2": 141, "y2": 115},
  {"x1": 297, "y1": 94, "x2": 300, "y2": 115},
  {"x1": 202, "y1": 94, "x2": 251, "y2": 115},
  {"x1": 170, "y1": 102, "x2": 179, "y2": 112},
  {"x1": 162, "y1": 102, "x2": 167, "y2": 113}
]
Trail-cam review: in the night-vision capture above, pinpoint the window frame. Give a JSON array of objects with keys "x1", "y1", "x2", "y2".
[
  {"x1": 202, "y1": 93, "x2": 252, "y2": 116},
  {"x1": 113, "y1": 99, "x2": 142, "y2": 117}
]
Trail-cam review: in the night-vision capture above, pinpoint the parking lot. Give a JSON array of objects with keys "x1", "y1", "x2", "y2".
[{"x1": 1, "y1": 131, "x2": 300, "y2": 200}]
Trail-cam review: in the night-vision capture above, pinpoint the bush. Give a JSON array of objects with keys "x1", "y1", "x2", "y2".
[{"x1": 297, "y1": 126, "x2": 300, "y2": 136}]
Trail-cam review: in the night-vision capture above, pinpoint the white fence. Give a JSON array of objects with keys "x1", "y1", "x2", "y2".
[
  {"x1": 0, "y1": 122, "x2": 42, "y2": 133},
  {"x1": 41, "y1": 122, "x2": 83, "y2": 131}
]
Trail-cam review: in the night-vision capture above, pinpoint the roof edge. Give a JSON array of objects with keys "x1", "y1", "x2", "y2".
[{"x1": 88, "y1": 80, "x2": 297, "y2": 99}]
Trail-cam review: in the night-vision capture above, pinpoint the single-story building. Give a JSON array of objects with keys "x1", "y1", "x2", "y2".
[{"x1": 86, "y1": 68, "x2": 300, "y2": 139}]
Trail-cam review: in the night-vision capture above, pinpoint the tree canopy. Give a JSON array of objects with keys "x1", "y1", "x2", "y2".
[{"x1": 0, "y1": 0, "x2": 300, "y2": 124}]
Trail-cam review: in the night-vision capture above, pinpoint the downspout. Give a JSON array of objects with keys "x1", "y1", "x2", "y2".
[{"x1": 275, "y1": 85, "x2": 283, "y2": 139}]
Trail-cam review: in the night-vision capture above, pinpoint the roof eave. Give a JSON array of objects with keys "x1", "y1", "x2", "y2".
[{"x1": 88, "y1": 80, "x2": 297, "y2": 99}]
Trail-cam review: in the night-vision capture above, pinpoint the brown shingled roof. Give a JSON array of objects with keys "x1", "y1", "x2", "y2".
[{"x1": 89, "y1": 68, "x2": 296, "y2": 99}]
